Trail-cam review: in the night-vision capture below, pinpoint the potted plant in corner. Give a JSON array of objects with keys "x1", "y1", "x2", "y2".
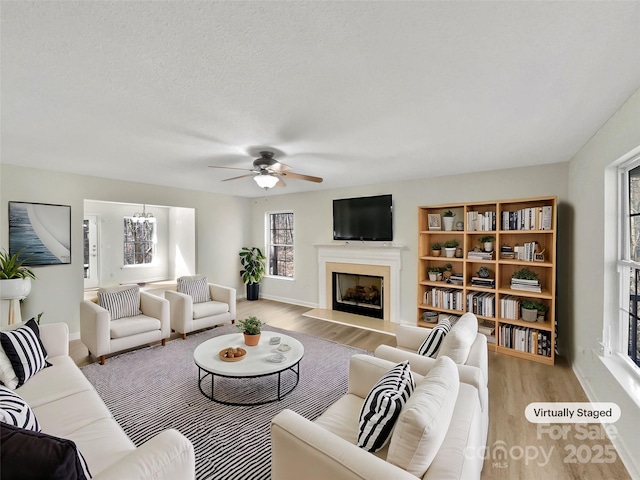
[
  {"x1": 0, "y1": 249, "x2": 36, "y2": 325},
  {"x1": 239, "y1": 247, "x2": 266, "y2": 301},
  {"x1": 478, "y1": 235, "x2": 495, "y2": 252},
  {"x1": 442, "y1": 210, "x2": 456, "y2": 231},
  {"x1": 237, "y1": 316, "x2": 264, "y2": 346}
]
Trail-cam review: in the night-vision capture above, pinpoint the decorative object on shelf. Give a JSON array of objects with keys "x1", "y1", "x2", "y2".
[
  {"x1": 443, "y1": 239, "x2": 459, "y2": 258},
  {"x1": 442, "y1": 210, "x2": 456, "y2": 231},
  {"x1": 477, "y1": 266, "x2": 490, "y2": 278},
  {"x1": 422, "y1": 311, "x2": 438, "y2": 323},
  {"x1": 428, "y1": 267, "x2": 443, "y2": 282},
  {"x1": 520, "y1": 301, "x2": 538, "y2": 322},
  {"x1": 478, "y1": 235, "x2": 495, "y2": 252},
  {"x1": 511, "y1": 268, "x2": 541, "y2": 292},
  {"x1": 431, "y1": 242, "x2": 442, "y2": 257},
  {"x1": 534, "y1": 245, "x2": 546, "y2": 262},
  {"x1": 534, "y1": 302, "x2": 548, "y2": 322},
  {"x1": 455, "y1": 221, "x2": 464, "y2": 231},
  {"x1": 455, "y1": 246, "x2": 463, "y2": 258},
  {"x1": 427, "y1": 214, "x2": 441, "y2": 231},
  {"x1": 443, "y1": 263, "x2": 453, "y2": 281},
  {"x1": 0, "y1": 249, "x2": 37, "y2": 325},
  {"x1": 8, "y1": 202, "x2": 71, "y2": 266},
  {"x1": 239, "y1": 247, "x2": 266, "y2": 301},
  {"x1": 236, "y1": 316, "x2": 264, "y2": 346}
]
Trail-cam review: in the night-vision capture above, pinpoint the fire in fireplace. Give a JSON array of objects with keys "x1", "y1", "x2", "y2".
[{"x1": 332, "y1": 272, "x2": 383, "y2": 319}]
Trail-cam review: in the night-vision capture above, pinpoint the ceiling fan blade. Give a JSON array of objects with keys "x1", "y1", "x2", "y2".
[
  {"x1": 270, "y1": 162, "x2": 293, "y2": 173},
  {"x1": 275, "y1": 177, "x2": 286, "y2": 188},
  {"x1": 209, "y1": 165, "x2": 255, "y2": 172},
  {"x1": 221, "y1": 173, "x2": 256, "y2": 182},
  {"x1": 281, "y1": 171, "x2": 323, "y2": 183}
]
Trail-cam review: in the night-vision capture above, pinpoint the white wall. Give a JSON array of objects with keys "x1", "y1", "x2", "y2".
[
  {"x1": 568, "y1": 88, "x2": 640, "y2": 477},
  {"x1": 249, "y1": 163, "x2": 570, "y2": 339},
  {"x1": 0, "y1": 165, "x2": 249, "y2": 334}
]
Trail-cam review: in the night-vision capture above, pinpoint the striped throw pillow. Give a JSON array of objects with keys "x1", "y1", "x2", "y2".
[
  {"x1": 0, "y1": 319, "x2": 51, "y2": 388},
  {"x1": 0, "y1": 385, "x2": 40, "y2": 432},
  {"x1": 417, "y1": 319, "x2": 451, "y2": 358},
  {"x1": 357, "y1": 361, "x2": 415, "y2": 452},
  {"x1": 98, "y1": 286, "x2": 141, "y2": 320},
  {"x1": 177, "y1": 276, "x2": 211, "y2": 304}
]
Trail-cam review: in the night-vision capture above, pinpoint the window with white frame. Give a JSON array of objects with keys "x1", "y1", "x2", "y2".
[
  {"x1": 123, "y1": 217, "x2": 156, "y2": 266},
  {"x1": 267, "y1": 212, "x2": 294, "y2": 278},
  {"x1": 618, "y1": 156, "x2": 640, "y2": 369}
]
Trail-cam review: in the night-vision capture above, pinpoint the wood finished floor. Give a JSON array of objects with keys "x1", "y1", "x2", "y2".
[{"x1": 70, "y1": 298, "x2": 631, "y2": 479}]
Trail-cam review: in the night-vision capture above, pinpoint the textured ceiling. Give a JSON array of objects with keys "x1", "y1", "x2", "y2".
[{"x1": 2, "y1": 1, "x2": 639, "y2": 198}]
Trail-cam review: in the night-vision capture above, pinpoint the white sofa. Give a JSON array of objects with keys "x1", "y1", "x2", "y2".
[
  {"x1": 165, "y1": 282, "x2": 236, "y2": 339},
  {"x1": 17, "y1": 322, "x2": 195, "y2": 479},
  {"x1": 271, "y1": 354, "x2": 485, "y2": 480}
]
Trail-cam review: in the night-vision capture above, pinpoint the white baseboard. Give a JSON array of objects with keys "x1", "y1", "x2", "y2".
[
  {"x1": 257, "y1": 294, "x2": 318, "y2": 309},
  {"x1": 69, "y1": 331, "x2": 80, "y2": 341},
  {"x1": 572, "y1": 362, "x2": 640, "y2": 479}
]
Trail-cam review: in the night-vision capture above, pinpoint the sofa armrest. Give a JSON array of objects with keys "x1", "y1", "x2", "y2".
[
  {"x1": 92, "y1": 429, "x2": 195, "y2": 480},
  {"x1": 38, "y1": 323, "x2": 69, "y2": 358},
  {"x1": 209, "y1": 284, "x2": 236, "y2": 321},
  {"x1": 347, "y1": 354, "x2": 413, "y2": 399},
  {"x1": 374, "y1": 345, "x2": 488, "y2": 414},
  {"x1": 467, "y1": 334, "x2": 488, "y2": 387},
  {"x1": 271, "y1": 409, "x2": 416, "y2": 480},
  {"x1": 165, "y1": 290, "x2": 193, "y2": 333},
  {"x1": 80, "y1": 300, "x2": 111, "y2": 357},
  {"x1": 140, "y1": 292, "x2": 170, "y2": 338},
  {"x1": 394, "y1": 324, "x2": 431, "y2": 351}
]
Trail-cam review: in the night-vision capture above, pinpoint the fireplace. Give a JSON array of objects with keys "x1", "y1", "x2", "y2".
[{"x1": 332, "y1": 272, "x2": 383, "y2": 319}]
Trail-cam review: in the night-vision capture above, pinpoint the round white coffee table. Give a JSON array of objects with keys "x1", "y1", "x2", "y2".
[{"x1": 193, "y1": 331, "x2": 304, "y2": 406}]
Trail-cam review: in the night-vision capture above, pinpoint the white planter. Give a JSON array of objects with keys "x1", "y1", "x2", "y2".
[
  {"x1": 444, "y1": 247, "x2": 456, "y2": 258},
  {"x1": 484, "y1": 242, "x2": 494, "y2": 252},
  {"x1": 428, "y1": 272, "x2": 438, "y2": 281},
  {"x1": 0, "y1": 278, "x2": 32, "y2": 300},
  {"x1": 443, "y1": 217, "x2": 455, "y2": 231},
  {"x1": 521, "y1": 308, "x2": 537, "y2": 322}
]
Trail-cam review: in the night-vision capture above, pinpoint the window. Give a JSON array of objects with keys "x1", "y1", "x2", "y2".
[
  {"x1": 123, "y1": 217, "x2": 156, "y2": 266},
  {"x1": 267, "y1": 212, "x2": 294, "y2": 278},
  {"x1": 618, "y1": 157, "x2": 640, "y2": 369}
]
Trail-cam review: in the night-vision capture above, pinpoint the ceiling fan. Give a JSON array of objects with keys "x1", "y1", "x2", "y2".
[{"x1": 208, "y1": 151, "x2": 323, "y2": 189}]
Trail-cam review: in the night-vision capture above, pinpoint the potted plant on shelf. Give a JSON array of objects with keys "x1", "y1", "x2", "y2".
[
  {"x1": 428, "y1": 267, "x2": 443, "y2": 282},
  {"x1": 520, "y1": 300, "x2": 538, "y2": 322},
  {"x1": 236, "y1": 316, "x2": 264, "y2": 346},
  {"x1": 239, "y1": 247, "x2": 266, "y2": 301},
  {"x1": 431, "y1": 242, "x2": 442, "y2": 257},
  {"x1": 478, "y1": 235, "x2": 495, "y2": 252},
  {"x1": 534, "y1": 302, "x2": 548, "y2": 322},
  {"x1": 443, "y1": 239, "x2": 459, "y2": 258},
  {"x1": 442, "y1": 210, "x2": 456, "y2": 231}
]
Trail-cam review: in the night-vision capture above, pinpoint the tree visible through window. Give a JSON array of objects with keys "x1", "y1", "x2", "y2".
[
  {"x1": 626, "y1": 165, "x2": 640, "y2": 366},
  {"x1": 124, "y1": 217, "x2": 156, "y2": 265},
  {"x1": 268, "y1": 212, "x2": 294, "y2": 278}
]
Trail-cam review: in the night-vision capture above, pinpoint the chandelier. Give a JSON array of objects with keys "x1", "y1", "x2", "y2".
[{"x1": 133, "y1": 204, "x2": 154, "y2": 219}]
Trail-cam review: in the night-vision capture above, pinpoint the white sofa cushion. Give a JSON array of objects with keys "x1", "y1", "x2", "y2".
[
  {"x1": 99, "y1": 285, "x2": 142, "y2": 320},
  {"x1": 110, "y1": 315, "x2": 161, "y2": 339},
  {"x1": 191, "y1": 300, "x2": 228, "y2": 319},
  {"x1": 0, "y1": 385, "x2": 40, "y2": 431},
  {"x1": 0, "y1": 318, "x2": 50, "y2": 387},
  {"x1": 357, "y1": 361, "x2": 415, "y2": 452},
  {"x1": 417, "y1": 319, "x2": 451, "y2": 357},
  {"x1": 387, "y1": 356, "x2": 459, "y2": 477},
  {"x1": 437, "y1": 312, "x2": 478, "y2": 364},
  {"x1": 177, "y1": 275, "x2": 211, "y2": 304}
]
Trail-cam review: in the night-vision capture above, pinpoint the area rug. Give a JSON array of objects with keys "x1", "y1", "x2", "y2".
[{"x1": 80, "y1": 325, "x2": 368, "y2": 480}]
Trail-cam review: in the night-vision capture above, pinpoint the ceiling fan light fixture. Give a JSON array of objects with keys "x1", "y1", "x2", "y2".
[{"x1": 254, "y1": 173, "x2": 279, "y2": 189}]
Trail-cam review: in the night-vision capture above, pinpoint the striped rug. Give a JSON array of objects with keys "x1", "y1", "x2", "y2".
[{"x1": 80, "y1": 325, "x2": 367, "y2": 479}]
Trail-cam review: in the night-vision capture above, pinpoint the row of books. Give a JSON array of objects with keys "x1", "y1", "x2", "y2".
[
  {"x1": 502, "y1": 206, "x2": 553, "y2": 231},
  {"x1": 510, "y1": 277, "x2": 542, "y2": 293},
  {"x1": 467, "y1": 292, "x2": 495, "y2": 317},
  {"x1": 467, "y1": 250, "x2": 494, "y2": 260},
  {"x1": 500, "y1": 295, "x2": 522, "y2": 320},
  {"x1": 424, "y1": 288, "x2": 465, "y2": 311},
  {"x1": 499, "y1": 324, "x2": 552, "y2": 357},
  {"x1": 467, "y1": 211, "x2": 496, "y2": 231}
]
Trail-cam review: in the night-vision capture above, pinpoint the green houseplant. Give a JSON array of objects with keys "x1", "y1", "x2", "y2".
[
  {"x1": 512, "y1": 268, "x2": 539, "y2": 281},
  {"x1": 0, "y1": 249, "x2": 36, "y2": 302},
  {"x1": 443, "y1": 239, "x2": 459, "y2": 257},
  {"x1": 431, "y1": 242, "x2": 442, "y2": 257},
  {"x1": 478, "y1": 235, "x2": 495, "y2": 252},
  {"x1": 239, "y1": 247, "x2": 266, "y2": 301},
  {"x1": 442, "y1": 210, "x2": 456, "y2": 231},
  {"x1": 520, "y1": 300, "x2": 538, "y2": 322},
  {"x1": 236, "y1": 316, "x2": 264, "y2": 346}
]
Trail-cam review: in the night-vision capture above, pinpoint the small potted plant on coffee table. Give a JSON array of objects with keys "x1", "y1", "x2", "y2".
[{"x1": 237, "y1": 316, "x2": 264, "y2": 346}]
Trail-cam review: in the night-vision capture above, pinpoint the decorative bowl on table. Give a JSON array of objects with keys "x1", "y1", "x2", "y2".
[{"x1": 219, "y1": 347, "x2": 247, "y2": 362}]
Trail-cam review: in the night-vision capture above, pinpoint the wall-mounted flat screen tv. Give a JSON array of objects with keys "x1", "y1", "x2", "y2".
[{"x1": 333, "y1": 194, "x2": 393, "y2": 241}]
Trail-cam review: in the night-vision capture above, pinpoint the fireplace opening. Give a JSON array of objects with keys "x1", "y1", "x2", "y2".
[{"x1": 332, "y1": 272, "x2": 383, "y2": 319}]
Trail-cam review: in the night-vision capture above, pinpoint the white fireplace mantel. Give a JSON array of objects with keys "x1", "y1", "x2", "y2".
[{"x1": 315, "y1": 243, "x2": 404, "y2": 324}]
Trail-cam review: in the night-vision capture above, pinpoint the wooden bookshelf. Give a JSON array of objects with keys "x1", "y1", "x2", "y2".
[{"x1": 417, "y1": 196, "x2": 557, "y2": 365}]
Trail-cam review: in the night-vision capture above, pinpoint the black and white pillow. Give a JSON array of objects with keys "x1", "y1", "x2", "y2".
[
  {"x1": 357, "y1": 361, "x2": 415, "y2": 452},
  {"x1": 177, "y1": 276, "x2": 211, "y2": 304},
  {"x1": 0, "y1": 385, "x2": 40, "y2": 432},
  {"x1": 417, "y1": 319, "x2": 451, "y2": 358},
  {"x1": 1, "y1": 422, "x2": 92, "y2": 479},
  {"x1": 98, "y1": 286, "x2": 141, "y2": 320},
  {"x1": 0, "y1": 319, "x2": 51, "y2": 388}
]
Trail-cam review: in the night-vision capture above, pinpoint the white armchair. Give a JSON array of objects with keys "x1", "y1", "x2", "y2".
[
  {"x1": 165, "y1": 281, "x2": 236, "y2": 339},
  {"x1": 80, "y1": 286, "x2": 170, "y2": 365}
]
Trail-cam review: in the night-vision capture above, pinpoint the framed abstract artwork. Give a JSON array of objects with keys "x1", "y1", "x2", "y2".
[{"x1": 9, "y1": 201, "x2": 71, "y2": 266}]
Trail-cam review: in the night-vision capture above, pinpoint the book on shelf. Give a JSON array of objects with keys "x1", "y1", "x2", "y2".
[
  {"x1": 466, "y1": 211, "x2": 496, "y2": 231},
  {"x1": 448, "y1": 273, "x2": 464, "y2": 286},
  {"x1": 467, "y1": 250, "x2": 494, "y2": 260},
  {"x1": 498, "y1": 324, "x2": 551, "y2": 357},
  {"x1": 471, "y1": 277, "x2": 495, "y2": 287},
  {"x1": 478, "y1": 320, "x2": 495, "y2": 336},
  {"x1": 501, "y1": 205, "x2": 553, "y2": 231},
  {"x1": 510, "y1": 280, "x2": 542, "y2": 293}
]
